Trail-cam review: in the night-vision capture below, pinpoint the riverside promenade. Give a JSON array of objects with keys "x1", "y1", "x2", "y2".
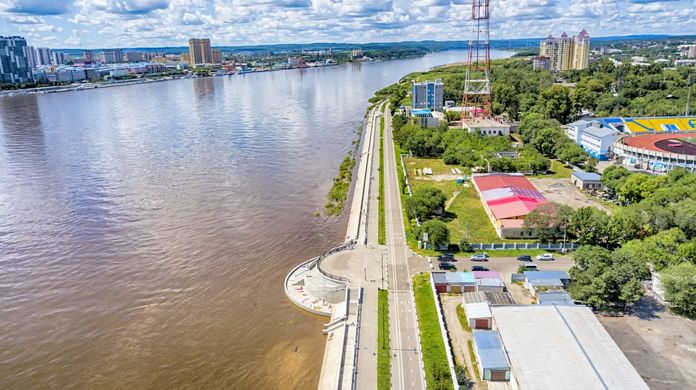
[{"x1": 284, "y1": 101, "x2": 386, "y2": 390}]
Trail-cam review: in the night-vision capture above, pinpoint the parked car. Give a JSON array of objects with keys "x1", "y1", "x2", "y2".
[
  {"x1": 471, "y1": 265, "x2": 489, "y2": 272},
  {"x1": 438, "y1": 253, "x2": 455, "y2": 262},
  {"x1": 439, "y1": 262, "x2": 456, "y2": 270},
  {"x1": 516, "y1": 254, "x2": 532, "y2": 262},
  {"x1": 536, "y1": 253, "x2": 556, "y2": 261},
  {"x1": 470, "y1": 253, "x2": 489, "y2": 262}
]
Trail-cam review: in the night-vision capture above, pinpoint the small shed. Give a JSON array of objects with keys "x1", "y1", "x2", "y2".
[
  {"x1": 432, "y1": 272, "x2": 476, "y2": 293},
  {"x1": 477, "y1": 278, "x2": 506, "y2": 293},
  {"x1": 465, "y1": 302, "x2": 493, "y2": 329},
  {"x1": 524, "y1": 271, "x2": 570, "y2": 296},
  {"x1": 571, "y1": 171, "x2": 602, "y2": 191},
  {"x1": 537, "y1": 291, "x2": 575, "y2": 306},
  {"x1": 472, "y1": 330, "x2": 511, "y2": 381}
]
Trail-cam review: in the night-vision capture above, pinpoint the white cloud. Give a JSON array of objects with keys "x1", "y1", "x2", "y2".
[{"x1": 0, "y1": 0, "x2": 693, "y2": 48}]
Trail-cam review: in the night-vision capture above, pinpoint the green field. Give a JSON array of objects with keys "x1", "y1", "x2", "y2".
[
  {"x1": 532, "y1": 160, "x2": 573, "y2": 179},
  {"x1": 377, "y1": 289, "x2": 391, "y2": 390},
  {"x1": 413, "y1": 273, "x2": 454, "y2": 390}
]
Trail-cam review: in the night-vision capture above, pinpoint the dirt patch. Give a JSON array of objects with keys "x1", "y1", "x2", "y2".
[
  {"x1": 598, "y1": 296, "x2": 696, "y2": 390},
  {"x1": 530, "y1": 177, "x2": 610, "y2": 213}
]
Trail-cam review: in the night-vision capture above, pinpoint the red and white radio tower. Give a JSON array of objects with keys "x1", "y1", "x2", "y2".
[{"x1": 462, "y1": 0, "x2": 492, "y2": 120}]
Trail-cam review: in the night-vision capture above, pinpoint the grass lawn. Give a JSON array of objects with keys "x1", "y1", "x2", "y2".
[
  {"x1": 456, "y1": 304, "x2": 471, "y2": 333},
  {"x1": 467, "y1": 340, "x2": 481, "y2": 381},
  {"x1": 532, "y1": 160, "x2": 573, "y2": 179},
  {"x1": 413, "y1": 273, "x2": 454, "y2": 390},
  {"x1": 377, "y1": 289, "x2": 391, "y2": 390},
  {"x1": 378, "y1": 117, "x2": 386, "y2": 245},
  {"x1": 404, "y1": 157, "x2": 464, "y2": 176},
  {"x1": 446, "y1": 186, "x2": 506, "y2": 243}
]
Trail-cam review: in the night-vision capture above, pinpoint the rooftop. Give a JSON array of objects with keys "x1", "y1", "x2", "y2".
[
  {"x1": 465, "y1": 302, "x2": 492, "y2": 319},
  {"x1": 477, "y1": 278, "x2": 505, "y2": 288},
  {"x1": 584, "y1": 125, "x2": 619, "y2": 138},
  {"x1": 537, "y1": 292, "x2": 575, "y2": 306},
  {"x1": 572, "y1": 171, "x2": 601, "y2": 182},
  {"x1": 472, "y1": 330, "x2": 511, "y2": 370},
  {"x1": 462, "y1": 118, "x2": 511, "y2": 129},
  {"x1": 492, "y1": 305, "x2": 648, "y2": 389},
  {"x1": 524, "y1": 271, "x2": 570, "y2": 280}
]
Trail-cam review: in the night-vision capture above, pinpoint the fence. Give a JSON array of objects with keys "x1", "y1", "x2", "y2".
[
  {"x1": 428, "y1": 274, "x2": 461, "y2": 390},
  {"x1": 316, "y1": 240, "x2": 356, "y2": 283},
  {"x1": 350, "y1": 287, "x2": 364, "y2": 390},
  {"x1": 469, "y1": 242, "x2": 579, "y2": 251}
]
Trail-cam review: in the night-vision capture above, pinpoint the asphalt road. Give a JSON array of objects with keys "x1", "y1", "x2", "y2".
[{"x1": 384, "y1": 104, "x2": 426, "y2": 390}]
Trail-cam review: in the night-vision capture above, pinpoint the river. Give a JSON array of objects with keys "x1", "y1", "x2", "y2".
[{"x1": 0, "y1": 49, "x2": 512, "y2": 389}]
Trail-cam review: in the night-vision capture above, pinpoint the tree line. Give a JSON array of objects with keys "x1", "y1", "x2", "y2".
[{"x1": 523, "y1": 167, "x2": 696, "y2": 317}]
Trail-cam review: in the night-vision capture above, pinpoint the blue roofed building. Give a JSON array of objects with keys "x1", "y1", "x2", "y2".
[
  {"x1": 571, "y1": 171, "x2": 602, "y2": 191},
  {"x1": 524, "y1": 271, "x2": 570, "y2": 296},
  {"x1": 432, "y1": 271, "x2": 477, "y2": 293},
  {"x1": 537, "y1": 291, "x2": 575, "y2": 306},
  {"x1": 472, "y1": 330, "x2": 511, "y2": 381}
]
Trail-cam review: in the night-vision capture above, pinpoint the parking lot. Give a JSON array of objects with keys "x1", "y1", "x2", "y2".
[
  {"x1": 598, "y1": 295, "x2": 696, "y2": 390},
  {"x1": 530, "y1": 177, "x2": 610, "y2": 212},
  {"x1": 429, "y1": 253, "x2": 575, "y2": 305}
]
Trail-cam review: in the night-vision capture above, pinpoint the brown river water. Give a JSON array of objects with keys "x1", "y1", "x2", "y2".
[{"x1": 0, "y1": 50, "x2": 511, "y2": 389}]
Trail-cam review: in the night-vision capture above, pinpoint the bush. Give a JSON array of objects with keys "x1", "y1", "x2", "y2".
[{"x1": 459, "y1": 239, "x2": 473, "y2": 252}]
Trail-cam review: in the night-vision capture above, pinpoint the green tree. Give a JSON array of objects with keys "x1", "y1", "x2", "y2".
[
  {"x1": 618, "y1": 173, "x2": 650, "y2": 203},
  {"x1": 601, "y1": 165, "x2": 630, "y2": 194},
  {"x1": 661, "y1": 262, "x2": 696, "y2": 318},
  {"x1": 531, "y1": 127, "x2": 565, "y2": 156},
  {"x1": 416, "y1": 220, "x2": 450, "y2": 249},
  {"x1": 570, "y1": 207, "x2": 611, "y2": 247},
  {"x1": 524, "y1": 202, "x2": 574, "y2": 242},
  {"x1": 537, "y1": 84, "x2": 573, "y2": 123},
  {"x1": 407, "y1": 187, "x2": 447, "y2": 221}
]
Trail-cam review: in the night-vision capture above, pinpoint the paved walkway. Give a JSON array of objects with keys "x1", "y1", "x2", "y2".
[{"x1": 383, "y1": 104, "x2": 427, "y2": 390}]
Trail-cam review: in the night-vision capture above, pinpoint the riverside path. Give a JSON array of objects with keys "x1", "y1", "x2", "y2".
[{"x1": 383, "y1": 104, "x2": 427, "y2": 390}]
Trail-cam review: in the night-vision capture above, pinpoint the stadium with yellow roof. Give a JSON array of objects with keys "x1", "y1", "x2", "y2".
[{"x1": 566, "y1": 116, "x2": 696, "y2": 173}]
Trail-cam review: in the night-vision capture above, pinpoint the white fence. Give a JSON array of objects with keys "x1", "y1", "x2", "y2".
[{"x1": 428, "y1": 273, "x2": 461, "y2": 390}]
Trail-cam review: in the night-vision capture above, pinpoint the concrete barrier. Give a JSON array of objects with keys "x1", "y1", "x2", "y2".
[{"x1": 428, "y1": 273, "x2": 461, "y2": 390}]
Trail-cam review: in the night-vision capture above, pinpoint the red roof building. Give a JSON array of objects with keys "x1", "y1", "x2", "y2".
[{"x1": 472, "y1": 174, "x2": 547, "y2": 238}]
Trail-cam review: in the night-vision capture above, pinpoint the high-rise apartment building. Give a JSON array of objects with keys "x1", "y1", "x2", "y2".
[
  {"x1": 412, "y1": 79, "x2": 444, "y2": 111},
  {"x1": 35, "y1": 47, "x2": 51, "y2": 66},
  {"x1": 52, "y1": 51, "x2": 66, "y2": 65},
  {"x1": 125, "y1": 51, "x2": 143, "y2": 62},
  {"x1": 0, "y1": 36, "x2": 34, "y2": 83},
  {"x1": 188, "y1": 38, "x2": 212, "y2": 65},
  {"x1": 211, "y1": 48, "x2": 223, "y2": 64},
  {"x1": 99, "y1": 49, "x2": 123, "y2": 64},
  {"x1": 26, "y1": 45, "x2": 37, "y2": 69},
  {"x1": 536, "y1": 29, "x2": 590, "y2": 71},
  {"x1": 83, "y1": 50, "x2": 94, "y2": 63}
]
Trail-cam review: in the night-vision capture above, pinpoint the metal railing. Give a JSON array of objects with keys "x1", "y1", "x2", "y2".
[
  {"x1": 316, "y1": 240, "x2": 356, "y2": 283},
  {"x1": 350, "y1": 287, "x2": 364, "y2": 390}
]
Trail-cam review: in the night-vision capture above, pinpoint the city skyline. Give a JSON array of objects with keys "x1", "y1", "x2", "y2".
[{"x1": 0, "y1": 0, "x2": 694, "y2": 49}]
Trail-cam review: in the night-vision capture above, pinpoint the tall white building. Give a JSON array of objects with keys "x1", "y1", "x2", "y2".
[
  {"x1": 35, "y1": 47, "x2": 51, "y2": 66},
  {"x1": 52, "y1": 51, "x2": 66, "y2": 65}
]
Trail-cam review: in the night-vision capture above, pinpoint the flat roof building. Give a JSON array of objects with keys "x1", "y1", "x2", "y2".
[
  {"x1": 465, "y1": 302, "x2": 493, "y2": 329},
  {"x1": 571, "y1": 171, "x2": 602, "y2": 191},
  {"x1": 537, "y1": 291, "x2": 575, "y2": 306},
  {"x1": 492, "y1": 305, "x2": 648, "y2": 389},
  {"x1": 432, "y1": 271, "x2": 476, "y2": 293},
  {"x1": 472, "y1": 330, "x2": 511, "y2": 382}
]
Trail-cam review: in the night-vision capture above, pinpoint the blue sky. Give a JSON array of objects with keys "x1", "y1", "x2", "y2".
[{"x1": 0, "y1": 0, "x2": 694, "y2": 49}]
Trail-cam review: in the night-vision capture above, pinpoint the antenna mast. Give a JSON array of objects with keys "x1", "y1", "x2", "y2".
[{"x1": 462, "y1": 0, "x2": 492, "y2": 120}]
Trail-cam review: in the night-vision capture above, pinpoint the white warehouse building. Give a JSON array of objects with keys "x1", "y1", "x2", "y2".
[{"x1": 566, "y1": 120, "x2": 620, "y2": 160}]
